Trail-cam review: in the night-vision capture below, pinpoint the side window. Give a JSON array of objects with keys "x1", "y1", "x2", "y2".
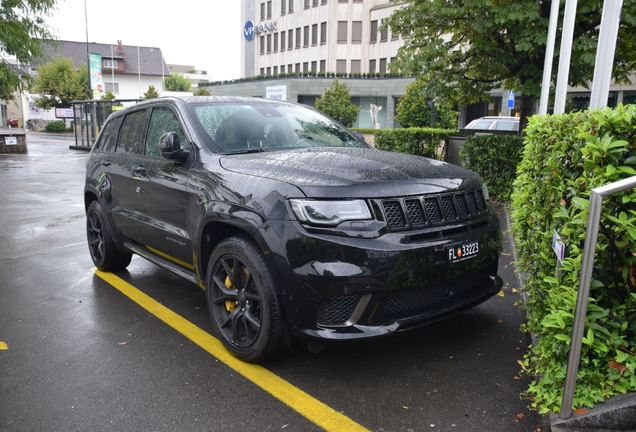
[
  {"x1": 145, "y1": 107, "x2": 186, "y2": 157},
  {"x1": 116, "y1": 110, "x2": 148, "y2": 154},
  {"x1": 97, "y1": 116, "x2": 122, "y2": 152}
]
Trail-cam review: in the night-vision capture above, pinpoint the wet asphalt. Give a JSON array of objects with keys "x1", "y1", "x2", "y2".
[{"x1": 0, "y1": 133, "x2": 541, "y2": 431}]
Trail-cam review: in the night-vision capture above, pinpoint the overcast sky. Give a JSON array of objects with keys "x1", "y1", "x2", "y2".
[{"x1": 44, "y1": 0, "x2": 242, "y2": 81}]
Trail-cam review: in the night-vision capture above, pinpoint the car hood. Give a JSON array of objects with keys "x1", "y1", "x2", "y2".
[{"x1": 219, "y1": 147, "x2": 481, "y2": 198}]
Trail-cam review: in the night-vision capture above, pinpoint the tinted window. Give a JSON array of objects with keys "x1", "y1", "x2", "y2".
[
  {"x1": 97, "y1": 116, "x2": 122, "y2": 152},
  {"x1": 469, "y1": 120, "x2": 494, "y2": 130},
  {"x1": 495, "y1": 121, "x2": 518, "y2": 131},
  {"x1": 116, "y1": 110, "x2": 148, "y2": 154},
  {"x1": 145, "y1": 107, "x2": 186, "y2": 157}
]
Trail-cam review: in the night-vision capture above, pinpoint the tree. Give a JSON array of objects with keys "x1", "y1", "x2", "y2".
[
  {"x1": 32, "y1": 57, "x2": 88, "y2": 109},
  {"x1": 164, "y1": 72, "x2": 192, "y2": 92},
  {"x1": 386, "y1": 0, "x2": 636, "y2": 131},
  {"x1": 193, "y1": 87, "x2": 211, "y2": 96},
  {"x1": 143, "y1": 85, "x2": 159, "y2": 99},
  {"x1": 0, "y1": 0, "x2": 56, "y2": 101},
  {"x1": 102, "y1": 90, "x2": 116, "y2": 100},
  {"x1": 314, "y1": 78, "x2": 359, "y2": 127},
  {"x1": 396, "y1": 77, "x2": 458, "y2": 129}
]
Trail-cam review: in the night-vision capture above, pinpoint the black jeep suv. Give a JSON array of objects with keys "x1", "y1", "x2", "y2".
[{"x1": 85, "y1": 96, "x2": 503, "y2": 362}]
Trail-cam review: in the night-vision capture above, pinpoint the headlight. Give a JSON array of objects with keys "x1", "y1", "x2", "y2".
[
  {"x1": 290, "y1": 199, "x2": 372, "y2": 226},
  {"x1": 481, "y1": 183, "x2": 490, "y2": 202}
]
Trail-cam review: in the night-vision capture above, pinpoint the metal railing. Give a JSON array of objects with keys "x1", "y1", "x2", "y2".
[{"x1": 560, "y1": 175, "x2": 636, "y2": 418}]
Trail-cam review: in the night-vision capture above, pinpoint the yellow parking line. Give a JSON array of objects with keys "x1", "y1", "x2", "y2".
[
  {"x1": 93, "y1": 269, "x2": 369, "y2": 432},
  {"x1": 0, "y1": 341, "x2": 7, "y2": 350}
]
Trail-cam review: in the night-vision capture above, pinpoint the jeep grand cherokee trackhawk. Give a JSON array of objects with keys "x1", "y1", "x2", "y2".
[{"x1": 84, "y1": 96, "x2": 503, "y2": 363}]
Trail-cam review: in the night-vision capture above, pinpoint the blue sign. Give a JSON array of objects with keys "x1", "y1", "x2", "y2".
[
  {"x1": 244, "y1": 20, "x2": 255, "y2": 41},
  {"x1": 244, "y1": 20, "x2": 277, "y2": 41},
  {"x1": 507, "y1": 91, "x2": 515, "y2": 110}
]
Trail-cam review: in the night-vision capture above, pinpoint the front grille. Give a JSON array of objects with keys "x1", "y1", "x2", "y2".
[
  {"x1": 377, "y1": 190, "x2": 487, "y2": 231},
  {"x1": 316, "y1": 294, "x2": 361, "y2": 326}
]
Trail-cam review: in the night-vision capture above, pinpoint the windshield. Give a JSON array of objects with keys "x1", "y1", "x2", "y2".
[{"x1": 188, "y1": 102, "x2": 367, "y2": 153}]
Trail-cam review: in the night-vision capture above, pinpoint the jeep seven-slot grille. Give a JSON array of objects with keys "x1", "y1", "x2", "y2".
[{"x1": 379, "y1": 190, "x2": 487, "y2": 231}]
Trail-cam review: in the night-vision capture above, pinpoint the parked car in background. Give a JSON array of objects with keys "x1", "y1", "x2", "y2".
[
  {"x1": 85, "y1": 96, "x2": 503, "y2": 363},
  {"x1": 464, "y1": 116, "x2": 519, "y2": 131}
]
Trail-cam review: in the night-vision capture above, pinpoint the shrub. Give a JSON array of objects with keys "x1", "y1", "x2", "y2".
[
  {"x1": 374, "y1": 127, "x2": 455, "y2": 160},
  {"x1": 460, "y1": 134, "x2": 524, "y2": 201},
  {"x1": 44, "y1": 121, "x2": 67, "y2": 133},
  {"x1": 510, "y1": 105, "x2": 636, "y2": 414}
]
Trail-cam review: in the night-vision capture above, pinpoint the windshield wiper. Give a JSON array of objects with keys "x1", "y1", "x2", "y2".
[{"x1": 222, "y1": 148, "x2": 267, "y2": 155}]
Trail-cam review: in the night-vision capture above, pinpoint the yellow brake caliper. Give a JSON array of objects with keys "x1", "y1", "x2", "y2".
[
  {"x1": 224, "y1": 274, "x2": 237, "y2": 313},
  {"x1": 224, "y1": 267, "x2": 250, "y2": 313}
]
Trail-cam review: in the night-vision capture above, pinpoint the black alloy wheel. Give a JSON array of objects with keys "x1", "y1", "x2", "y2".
[
  {"x1": 206, "y1": 235, "x2": 291, "y2": 363},
  {"x1": 86, "y1": 200, "x2": 132, "y2": 271}
]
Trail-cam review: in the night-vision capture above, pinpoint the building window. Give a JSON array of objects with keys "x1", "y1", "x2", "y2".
[
  {"x1": 351, "y1": 59, "x2": 361, "y2": 74},
  {"x1": 288, "y1": 63, "x2": 293, "y2": 73},
  {"x1": 267, "y1": 34, "x2": 272, "y2": 53},
  {"x1": 311, "y1": 61, "x2": 317, "y2": 73},
  {"x1": 303, "y1": 62, "x2": 309, "y2": 73},
  {"x1": 274, "y1": 66, "x2": 278, "y2": 75},
  {"x1": 353, "y1": 0, "x2": 362, "y2": 2},
  {"x1": 320, "y1": 60, "x2": 326, "y2": 73},
  {"x1": 338, "y1": 0, "x2": 348, "y2": 3},
  {"x1": 289, "y1": 0, "x2": 294, "y2": 12},
  {"x1": 274, "y1": 32, "x2": 279, "y2": 51},
  {"x1": 104, "y1": 59, "x2": 118, "y2": 68},
  {"x1": 313, "y1": 0, "x2": 318, "y2": 6},
  {"x1": 281, "y1": 65, "x2": 286, "y2": 73},
  {"x1": 304, "y1": 0, "x2": 310, "y2": 8},
  {"x1": 370, "y1": 20, "x2": 377, "y2": 43},
  {"x1": 320, "y1": 22, "x2": 327, "y2": 43},
  {"x1": 379, "y1": 58, "x2": 387, "y2": 75},
  {"x1": 296, "y1": 27, "x2": 301, "y2": 48},
  {"x1": 280, "y1": 31, "x2": 286, "y2": 51},
  {"x1": 351, "y1": 21, "x2": 362, "y2": 43},
  {"x1": 267, "y1": 0, "x2": 272, "y2": 18},
  {"x1": 267, "y1": 66, "x2": 271, "y2": 75},
  {"x1": 337, "y1": 21, "x2": 348, "y2": 43},
  {"x1": 260, "y1": 36, "x2": 265, "y2": 54},
  {"x1": 282, "y1": 0, "x2": 286, "y2": 14},
  {"x1": 312, "y1": 24, "x2": 318, "y2": 45},
  {"x1": 336, "y1": 59, "x2": 346, "y2": 73},
  {"x1": 105, "y1": 82, "x2": 119, "y2": 94},
  {"x1": 380, "y1": 19, "x2": 388, "y2": 42},
  {"x1": 288, "y1": 30, "x2": 294, "y2": 49},
  {"x1": 392, "y1": 31, "x2": 399, "y2": 41},
  {"x1": 260, "y1": 2, "x2": 265, "y2": 20},
  {"x1": 260, "y1": 67, "x2": 265, "y2": 75},
  {"x1": 369, "y1": 59, "x2": 376, "y2": 73},
  {"x1": 322, "y1": 0, "x2": 327, "y2": 3},
  {"x1": 295, "y1": 63, "x2": 301, "y2": 75},
  {"x1": 304, "y1": 25, "x2": 309, "y2": 47}
]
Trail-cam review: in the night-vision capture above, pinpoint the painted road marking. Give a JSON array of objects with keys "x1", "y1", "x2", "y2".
[
  {"x1": 0, "y1": 341, "x2": 7, "y2": 350},
  {"x1": 93, "y1": 269, "x2": 369, "y2": 432}
]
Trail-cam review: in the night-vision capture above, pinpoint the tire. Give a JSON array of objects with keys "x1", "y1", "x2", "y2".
[
  {"x1": 86, "y1": 200, "x2": 132, "y2": 271},
  {"x1": 206, "y1": 235, "x2": 291, "y2": 363}
]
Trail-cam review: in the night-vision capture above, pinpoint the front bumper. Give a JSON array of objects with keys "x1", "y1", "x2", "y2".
[{"x1": 269, "y1": 212, "x2": 503, "y2": 341}]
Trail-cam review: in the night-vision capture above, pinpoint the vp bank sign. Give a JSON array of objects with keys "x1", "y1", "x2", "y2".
[{"x1": 244, "y1": 20, "x2": 277, "y2": 41}]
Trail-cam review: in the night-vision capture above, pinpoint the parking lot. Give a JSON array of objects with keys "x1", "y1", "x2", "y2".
[{"x1": 0, "y1": 134, "x2": 540, "y2": 431}]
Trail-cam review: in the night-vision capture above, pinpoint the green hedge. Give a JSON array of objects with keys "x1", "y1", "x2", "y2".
[
  {"x1": 510, "y1": 106, "x2": 636, "y2": 413},
  {"x1": 460, "y1": 134, "x2": 524, "y2": 201},
  {"x1": 374, "y1": 127, "x2": 456, "y2": 160},
  {"x1": 44, "y1": 121, "x2": 68, "y2": 133}
]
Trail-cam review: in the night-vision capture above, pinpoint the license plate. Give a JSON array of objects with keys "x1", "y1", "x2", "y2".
[{"x1": 447, "y1": 241, "x2": 479, "y2": 263}]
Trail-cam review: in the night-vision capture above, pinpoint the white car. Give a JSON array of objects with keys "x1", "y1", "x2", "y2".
[{"x1": 464, "y1": 116, "x2": 519, "y2": 131}]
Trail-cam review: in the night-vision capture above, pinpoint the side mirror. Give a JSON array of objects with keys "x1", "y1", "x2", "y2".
[{"x1": 159, "y1": 132, "x2": 188, "y2": 161}]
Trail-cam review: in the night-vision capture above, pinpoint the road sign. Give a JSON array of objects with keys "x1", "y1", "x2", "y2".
[{"x1": 507, "y1": 91, "x2": 515, "y2": 109}]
